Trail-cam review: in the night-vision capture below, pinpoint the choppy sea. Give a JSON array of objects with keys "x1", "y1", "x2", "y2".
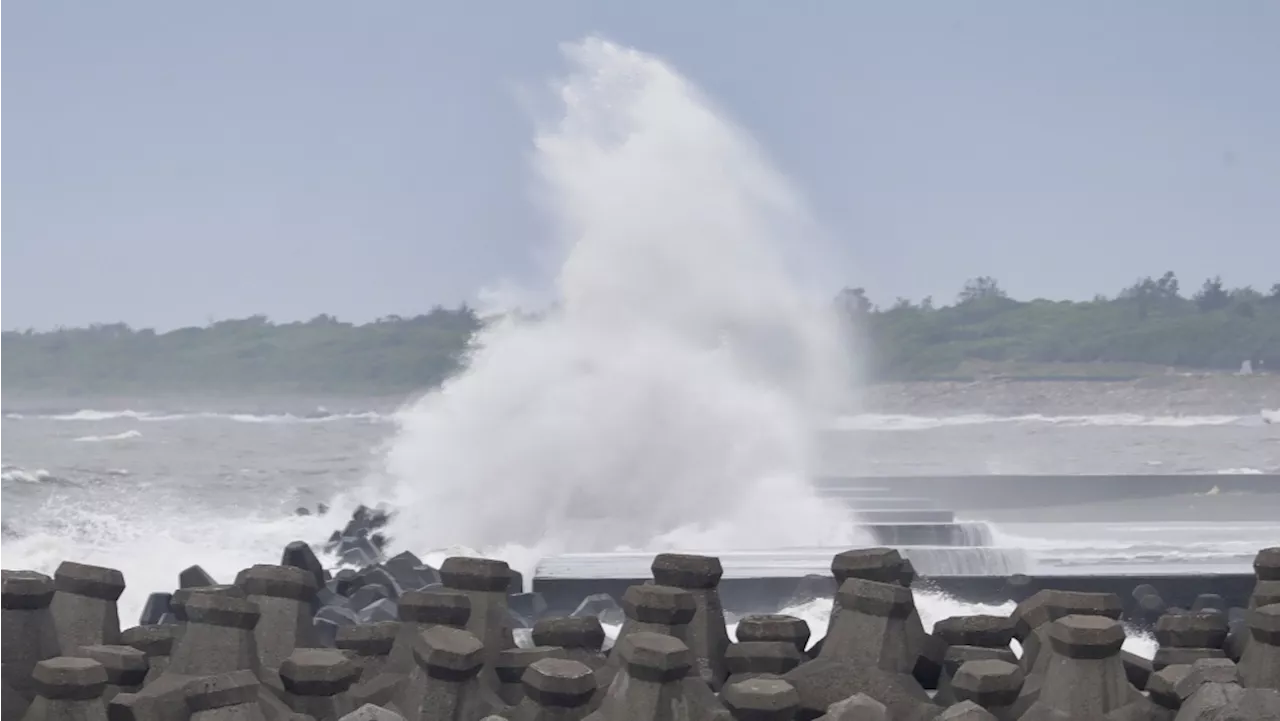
[{"x1": 3, "y1": 379, "x2": 1278, "y2": 658}]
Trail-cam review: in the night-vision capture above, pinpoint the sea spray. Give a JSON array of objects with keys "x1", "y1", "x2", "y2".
[
  {"x1": 369, "y1": 36, "x2": 865, "y2": 567},
  {"x1": 0, "y1": 35, "x2": 864, "y2": 623}
]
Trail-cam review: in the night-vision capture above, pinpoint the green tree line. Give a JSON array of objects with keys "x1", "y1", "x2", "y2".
[
  {"x1": 3, "y1": 273, "x2": 1278, "y2": 394},
  {"x1": 1, "y1": 308, "x2": 482, "y2": 394},
  {"x1": 843, "y1": 274, "x2": 1280, "y2": 380}
]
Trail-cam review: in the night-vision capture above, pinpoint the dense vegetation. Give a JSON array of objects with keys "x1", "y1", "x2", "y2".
[
  {"x1": 3, "y1": 273, "x2": 1278, "y2": 394},
  {"x1": 846, "y1": 275, "x2": 1280, "y2": 380},
  {"x1": 1, "y1": 309, "x2": 482, "y2": 395}
]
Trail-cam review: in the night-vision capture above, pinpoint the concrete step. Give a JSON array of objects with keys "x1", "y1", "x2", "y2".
[
  {"x1": 813, "y1": 474, "x2": 1280, "y2": 511},
  {"x1": 854, "y1": 509, "x2": 956, "y2": 524},
  {"x1": 864, "y1": 521, "x2": 993, "y2": 547},
  {"x1": 823, "y1": 497, "x2": 941, "y2": 511}
]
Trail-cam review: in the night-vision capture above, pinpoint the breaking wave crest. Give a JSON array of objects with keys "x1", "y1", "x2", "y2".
[{"x1": 359, "y1": 36, "x2": 864, "y2": 572}]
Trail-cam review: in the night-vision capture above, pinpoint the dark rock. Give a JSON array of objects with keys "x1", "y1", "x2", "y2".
[
  {"x1": 339, "y1": 544, "x2": 378, "y2": 569},
  {"x1": 1013, "y1": 589, "x2": 1124, "y2": 641},
  {"x1": 821, "y1": 693, "x2": 888, "y2": 721},
  {"x1": 398, "y1": 589, "x2": 471, "y2": 626},
  {"x1": 383, "y1": 552, "x2": 439, "y2": 591},
  {"x1": 1120, "y1": 650, "x2": 1153, "y2": 691},
  {"x1": 339, "y1": 703, "x2": 405, "y2": 721},
  {"x1": 138, "y1": 593, "x2": 171, "y2": 627},
  {"x1": 570, "y1": 593, "x2": 624, "y2": 627},
  {"x1": 493, "y1": 646, "x2": 565, "y2": 706},
  {"x1": 1155, "y1": 611, "x2": 1230, "y2": 649},
  {"x1": 1214, "y1": 688, "x2": 1280, "y2": 718},
  {"x1": 508, "y1": 607, "x2": 534, "y2": 631},
  {"x1": 2, "y1": 568, "x2": 63, "y2": 716},
  {"x1": 1133, "y1": 592, "x2": 1168, "y2": 627},
  {"x1": 1145, "y1": 664, "x2": 1189, "y2": 710},
  {"x1": 279, "y1": 648, "x2": 359, "y2": 704},
  {"x1": 440, "y1": 557, "x2": 513, "y2": 593},
  {"x1": 951, "y1": 659, "x2": 1023, "y2": 718},
  {"x1": 935, "y1": 645, "x2": 1018, "y2": 705},
  {"x1": 735, "y1": 614, "x2": 811, "y2": 653},
  {"x1": 932, "y1": 615, "x2": 1015, "y2": 649},
  {"x1": 617, "y1": 631, "x2": 692, "y2": 682},
  {"x1": 509, "y1": 592, "x2": 548, "y2": 623},
  {"x1": 316, "y1": 605, "x2": 361, "y2": 627},
  {"x1": 119, "y1": 624, "x2": 175, "y2": 683},
  {"x1": 782, "y1": 656, "x2": 934, "y2": 721},
  {"x1": 532, "y1": 616, "x2": 606, "y2": 652},
  {"x1": 348, "y1": 584, "x2": 391, "y2": 610},
  {"x1": 178, "y1": 565, "x2": 217, "y2": 589},
  {"x1": 408, "y1": 625, "x2": 503, "y2": 720},
  {"x1": 282, "y1": 541, "x2": 327, "y2": 591},
  {"x1": 518, "y1": 657, "x2": 595, "y2": 713},
  {"x1": 1002, "y1": 574, "x2": 1035, "y2": 603},
  {"x1": 358, "y1": 598, "x2": 399, "y2": 624},
  {"x1": 1255, "y1": 547, "x2": 1280, "y2": 582},
  {"x1": 32, "y1": 656, "x2": 108, "y2": 701},
  {"x1": 314, "y1": 617, "x2": 341, "y2": 649},
  {"x1": 350, "y1": 566, "x2": 402, "y2": 599},
  {"x1": 724, "y1": 641, "x2": 805, "y2": 683},
  {"x1": 650, "y1": 552, "x2": 731, "y2": 689},
  {"x1": 318, "y1": 585, "x2": 347, "y2": 609},
  {"x1": 829, "y1": 548, "x2": 904, "y2": 585},
  {"x1": 1132, "y1": 583, "x2": 1160, "y2": 601},
  {"x1": 620, "y1": 584, "x2": 696, "y2": 626},
  {"x1": 721, "y1": 677, "x2": 800, "y2": 721},
  {"x1": 935, "y1": 700, "x2": 997, "y2": 720},
  {"x1": 182, "y1": 670, "x2": 260, "y2": 713},
  {"x1": 78, "y1": 644, "x2": 147, "y2": 697},
  {"x1": 1192, "y1": 593, "x2": 1228, "y2": 614}
]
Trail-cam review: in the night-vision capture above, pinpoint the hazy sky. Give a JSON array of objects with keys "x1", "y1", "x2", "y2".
[{"x1": 4, "y1": 2, "x2": 1278, "y2": 330}]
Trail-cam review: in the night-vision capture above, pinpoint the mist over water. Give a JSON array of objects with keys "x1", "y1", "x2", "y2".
[{"x1": 369, "y1": 37, "x2": 864, "y2": 564}]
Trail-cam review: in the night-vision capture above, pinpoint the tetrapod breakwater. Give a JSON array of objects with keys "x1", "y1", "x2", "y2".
[{"x1": 3, "y1": 504, "x2": 1278, "y2": 721}]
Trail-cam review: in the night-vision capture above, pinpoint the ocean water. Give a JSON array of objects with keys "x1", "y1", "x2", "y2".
[
  {"x1": 4, "y1": 35, "x2": 1280, "y2": 659},
  {"x1": 3, "y1": 392, "x2": 1277, "y2": 645}
]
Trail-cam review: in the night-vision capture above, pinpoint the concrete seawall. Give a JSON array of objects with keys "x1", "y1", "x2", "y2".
[
  {"x1": 531, "y1": 549, "x2": 1260, "y2": 615},
  {"x1": 532, "y1": 570, "x2": 1257, "y2": 616},
  {"x1": 530, "y1": 474, "x2": 1279, "y2": 613},
  {"x1": 813, "y1": 473, "x2": 1280, "y2": 511}
]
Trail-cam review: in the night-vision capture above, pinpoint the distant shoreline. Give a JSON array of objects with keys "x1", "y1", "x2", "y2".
[
  {"x1": 5, "y1": 276, "x2": 1279, "y2": 394},
  {"x1": 881, "y1": 358, "x2": 1274, "y2": 383}
]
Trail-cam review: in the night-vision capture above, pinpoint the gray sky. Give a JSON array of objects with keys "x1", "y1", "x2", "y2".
[{"x1": 4, "y1": 2, "x2": 1278, "y2": 331}]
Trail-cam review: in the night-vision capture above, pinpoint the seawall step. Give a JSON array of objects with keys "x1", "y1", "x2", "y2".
[
  {"x1": 854, "y1": 509, "x2": 957, "y2": 524},
  {"x1": 865, "y1": 521, "x2": 993, "y2": 547}
]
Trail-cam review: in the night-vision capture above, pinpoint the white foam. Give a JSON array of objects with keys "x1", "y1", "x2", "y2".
[
  {"x1": 72, "y1": 430, "x2": 143, "y2": 443},
  {"x1": 832, "y1": 413, "x2": 1247, "y2": 431},
  {"x1": 1, "y1": 467, "x2": 57, "y2": 484},
  {"x1": 1, "y1": 494, "x2": 355, "y2": 624},
  {"x1": 362, "y1": 35, "x2": 861, "y2": 571},
  {"x1": 9, "y1": 409, "x2": 385, "y2": 424}
]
